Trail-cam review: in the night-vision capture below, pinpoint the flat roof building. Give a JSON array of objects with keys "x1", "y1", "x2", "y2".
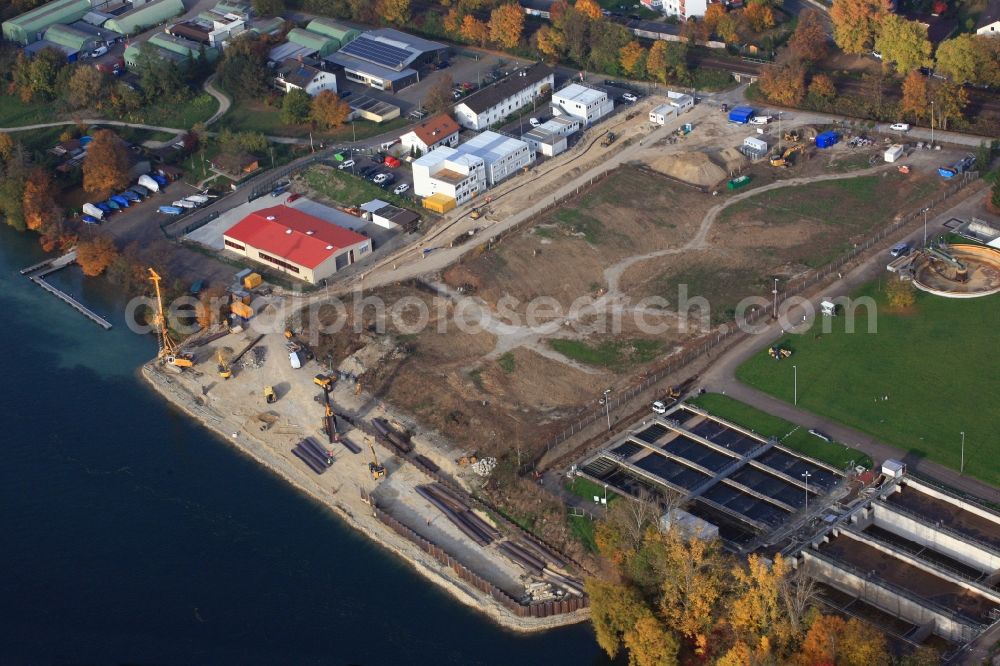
[
  {"x1": 551, "y1": 83, "x2": 613, "y2": 126},
  {"x1": 324, "y1": 28, "x2": 447, "y2": 92},
  {"x1": 454, "y1": 62, "x2": 554, "y2": 130},
  {"x1": 222, "y1": 205, "x2": 373, "y2": 284},
  {"x1": 521, "y1": 116, "x2": 579, "y2": 157}
]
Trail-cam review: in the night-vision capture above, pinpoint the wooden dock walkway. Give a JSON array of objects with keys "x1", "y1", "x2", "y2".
[{"x1": 21, "y1": 249, "x2": 113, "y2": 330}]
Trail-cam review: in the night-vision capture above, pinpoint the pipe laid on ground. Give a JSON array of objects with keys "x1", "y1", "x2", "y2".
[
  {"x1": 415, "y1": 486, "x2": 490, "y2": 547},
  {"x1": 292, "y1": 446, "x2": 326, "y2": 475}
]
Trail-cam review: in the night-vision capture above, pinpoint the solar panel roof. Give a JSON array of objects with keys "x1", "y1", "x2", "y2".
[{"x1": 340, "y1": 36, "x2": 411, "y2": 70}]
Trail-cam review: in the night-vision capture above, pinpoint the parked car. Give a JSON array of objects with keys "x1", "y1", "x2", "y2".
[
  {"x1": 287, "y1": 193, "x2": 301, "y2": 203},
  {"x1": 373, "y1": 173, "x2": 390, "y2": 184},
  {"x1": 750, "y1": 115, "x2": 771, "y2": 125},
  {"x1": 529, "y1": 117, "x2": 541, "y2": 127},
  {"x1": 270, "y1": 182, "x2": 290, "y2": 196},
  {"x1": 889, "y1": 122, "x2": 910, "y2": 132},
  {"x1": 338, "y1": 159, "x2": 356, "y2": 170},
  {"x1": 90, "y1": 45, "x2": 108, "y2": 58},
  {"x1": 651, "y1": 401, "x2": 667, "y2": 415},
  {"x1": 622, "y1": 92, "x2": 638, "y2": 103},
  {"x1": 393, "y1": 183, "x2": 409, "y2": 195},
  {"x1": 872, "y1": 50, "x2": 882, "y2": 60},
  {"x1": 890, "y1": 242, "x2": 910, "y2": 258}
]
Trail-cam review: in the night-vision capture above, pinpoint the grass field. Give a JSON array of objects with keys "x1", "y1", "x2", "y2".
[
  {"x1": 687, "y1": 393, "x2": 872, "y2": 469},
  {"x1": 736, "y1": 281, "x2": 1000, "y2": 484},
  {"x1": 549, "y1": 338, "x2": 661, "y2": 369},
  {"x1": 220, "y1": 100, "x2": 408, "y2": 140},
  {"x1": 0, "y1": 95, "x2": 59, "y2": 127},
  {"x1": 127, "y1": 92, "x2": 219, "y2": 130},
  {"x1": 300, "y1": 165, "x2": 412, "y2": 209}
]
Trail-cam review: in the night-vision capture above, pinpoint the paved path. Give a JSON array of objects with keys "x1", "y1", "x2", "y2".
[
  {"x1": 697, "y1": 186, "x2": 1000, "y2": 505},
  {"x1": 202, "y1": 75, "x2": 231, "y2": 126}
]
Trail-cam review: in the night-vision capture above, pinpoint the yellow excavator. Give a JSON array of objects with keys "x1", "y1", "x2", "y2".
[
  {"x1": 770, "y1": 144, "x2": 803, "y2": 168},
  {"x1": 216, "y1": 349, "x2": 232, "y2": 379},
  {"x1": 149, "y1": 268, "x2": 193, "y2": 368},
  {"x1": 368, "y1": 440, "x2": 386, "y2": 480},
  {"x1": 264, "y1": 386, "x2": 277, "y2": 404}
]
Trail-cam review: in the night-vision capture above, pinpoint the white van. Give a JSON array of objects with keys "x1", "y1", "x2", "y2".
[{"x1": 750, "y1": 115, "x2": 771, "y2": 125}]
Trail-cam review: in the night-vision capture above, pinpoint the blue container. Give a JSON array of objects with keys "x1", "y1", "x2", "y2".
[
  {"x1": 816, "y1": 131, "x2": 839, "y2": 149},
  {"x1": 728, "y1": 107, "x2": 754, "y2": 124}
]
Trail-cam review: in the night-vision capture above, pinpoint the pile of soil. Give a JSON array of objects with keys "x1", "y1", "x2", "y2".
[
  {"x1": 648, "y1": 151, "x2": 726, "y2": 188},
  {"x1": 716, "y1": 147, "x2": 748, "y2": 173}
]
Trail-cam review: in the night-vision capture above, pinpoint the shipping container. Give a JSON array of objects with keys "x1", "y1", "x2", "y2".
[
  {"x1": 884, "y1": 144, "x2": 904, "y2": 163},
  {"x1": 815, "y1": 131, "x2": 839, "y2": 149},
  {"x1": 230, "y1": 300, "x2": 254, "y2": 319},
  {"x1": 728, "y1": 107, "x2": 754, "y2": 124}
]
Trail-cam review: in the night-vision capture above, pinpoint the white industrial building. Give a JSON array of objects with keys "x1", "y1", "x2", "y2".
[
  {"x1": 551, "y1": 83, "x2": 613, "y2": 126},
  {"x1": 453, "y1": 62, "x2": 555, "y2": 130},
  {"x1": 413, "y1": 131, "x2": 534, "y2": 206},
  {"x1": 521, "y1": 116, "x2": 580, "y2": 157}
]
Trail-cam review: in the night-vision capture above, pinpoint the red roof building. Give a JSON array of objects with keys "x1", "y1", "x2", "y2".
[
  {"x1": 222, "y1": 205, "x2": 372, "y2": 283},
  {"x1": 399, "y1": 114, "x2": 460, "y2": 155}
]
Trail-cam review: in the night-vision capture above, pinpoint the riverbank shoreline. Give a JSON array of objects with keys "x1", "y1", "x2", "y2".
[{"x1": 140, "y1": 363, "x2": 589, "y2": 634}]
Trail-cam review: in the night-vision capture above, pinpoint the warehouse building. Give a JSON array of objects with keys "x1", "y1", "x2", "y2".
[
  {"x1": 453, "y1": 62, "x2": 555, "y2": 130},
  {"x1": 103, "y1": 0, "x2": 185, "y2": 36},
  {"x1": 2, "y1": 0, "x2": 93, "y2": 45},
  {"x1": 305, "y1": 17, "x2": 359, "y2": 45},
  {"x1": 286, "y1": 27, "x2": 342, "y2": 57},
  {"x1": 24, "y1": 20, "x2": 120, "y2": 61},
  {"x1": 399, "y1": 114, "x2": 460, "y2": 156},
  {"x1": 222, "y1": 205, "x2": 373, "y2": 284},
  {"x1": 324, "y1": 28, "x2": 448, "y2": 92},
  {"x1": 551, "y1": 83, "x2": 613, "y2": 126},
  {"x1": 521, "y1": 116, "x2": 579, "y2": 157},
  {"x1": 124, "y1": 33, "x2": 219, "y2": 67}
]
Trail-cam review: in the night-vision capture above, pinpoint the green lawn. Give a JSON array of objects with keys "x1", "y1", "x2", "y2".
[
  {"x1": 549, "y1": 338, "x2": 661, "y2": 369},
  {"x1": 301, "y1": 165, "x2": 413, "y2": 209},
  {"x1": 126, "y1": 92, "x2": 219, "y2": 130},
  {"x1": 568, "y1": 514, "x2": 599, "y2": 552},
  {"x1": 565, "y1": 476, "x2": 621, "y2": 504},
  {"x1": 220, "y1": 100, "x2": 409, "y2": 140},
  {"x1": 0, "y1": 94, "x2": 59, "y2": 126},
  {"x1": 735, "y1": 282, "x2": 1000, "y2": 484},
  {"x1": 687, "y1": 393, "x2": 871, "y2": 469}
]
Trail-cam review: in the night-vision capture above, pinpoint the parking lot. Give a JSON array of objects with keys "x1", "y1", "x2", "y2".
[{"x1": 324, "y1": 152, "x2": 415, "y2": 200}]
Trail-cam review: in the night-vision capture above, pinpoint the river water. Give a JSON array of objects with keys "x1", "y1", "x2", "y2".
[{"x1": 0, "y1": 228, "x2": 609, "y2": 665}]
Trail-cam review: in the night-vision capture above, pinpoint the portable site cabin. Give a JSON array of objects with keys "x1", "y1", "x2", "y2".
[
  {"x1": 649, "y1": 104, "x2": 676, "y2": 126},
  {"x1": 2, "y1": 0, "x2": 92, "y2": 45},
  {"x1": 743, "y1": 136, "x2": 768, "y2": 153},
  {"x1": 728, "y1": 106, "x2": 754, "y2": 124},
  {"x1": 884, "y1": 144, "x2": 905, "y2": 163},
  {"x1": 815, "y1": 131, "x2": 839, "y2": 149},
  {"x1": 666, "y1": 90, "x2": 694, "y2": 112}
]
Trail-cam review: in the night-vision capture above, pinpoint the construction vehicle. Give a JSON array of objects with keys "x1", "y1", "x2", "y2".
[
  {"x1": 264, "y1": 386, "x2": 277, "y2": 404},
  {"x1": 769, "y1": 144, "x2": 803, "y2": 168},
  {"x1": 314, "y1": 374, "x2": 334, "y2": 391},
  {"x1": 283, "y1": 328, "x2": 294, "y2": 339},
  {"x1": 367, "y1": 440, "x2": 386, "y2": 480},
  {"x1": 783, "y1": 131, "x2": 800, "y2": 143},
  {"x1": 768, "y1": 346, "x2": 793, "y2": 360},
  {"x1": 601, "y1": 131, "x2": 617, "y2": 147},
  {"x1": 457, "y1": 454, "x2": 479, "y2": 466},
  {"x1": 354, "y1": 381, "x2": 363, "y2": 396},
  {"x1": 149, "y1": 268, "x2": 194, "y2": 368},
  {"x1": 216, "y1": 349, "x2": 232, "y2": 379}
]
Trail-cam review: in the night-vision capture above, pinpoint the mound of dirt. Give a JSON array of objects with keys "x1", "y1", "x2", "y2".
[
  {"x1": 648, "y1": 151, "x2": 726, "y2": 188},
  {"x1": 716, "y1": 147, "x2": 748, "y2": 173}
]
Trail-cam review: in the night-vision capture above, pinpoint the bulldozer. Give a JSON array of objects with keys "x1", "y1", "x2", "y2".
[
  {"x1": 216, "y1": 349, "x2": 232, "y2": 379},
  {"x1": 470, "y1": 207, "x2": 483, "y2": 220},
  {"x1": 783, "y1": 131, "x2": 800, "y2": 143},
  {"x1": 601, "y1": 131, "x2": 617, "y2": 147}
]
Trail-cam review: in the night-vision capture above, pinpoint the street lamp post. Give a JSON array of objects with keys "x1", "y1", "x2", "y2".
[
  {"x1": 603, "y1": 388, "x2": 612, "y2": 430},
  {"x1": 923, "y1": 207, "x2": 930, "y2": 247},
  {"x1": 802, "y1": 470, "x2": 811, "y2": 511},
  {"x1": 777, "y1": 111, "x2": 783, "y2": 154},
  {"x1": 930, "y1": 101, "x2": 935, "y2": 147},
  {"x1": 961, "y1": 431, "x2": 965, "y2": 474},
  {"x1": 793, "y1": 365, "x2": 798, "y2": 406},
  {"x1": 772, "y1": 277, "x2": 779, "y2": 319}
]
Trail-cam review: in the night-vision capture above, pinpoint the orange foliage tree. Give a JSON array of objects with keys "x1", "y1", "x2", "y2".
[
  {"x1": 22, "y1": 168, "x2": 61, "y2": 232},
  {"x1": 900, "y1": 69, "x2": 928, "y2": 122},
  {"x1": 460, "y1": 15, "x2": 490, "y2": 45},
  {"x1": 830, "y1": 0, "x2": 892, "y2": 54},
  {"x1": 535, "y1": 24, "x2": 564, "y2": 60},
  {"x1": 796, "y1": 614, "x2": 890, "y2": 666},
  {"x1": 488, "y1": 3, "x2": 524, "y2": 49},
  {"x1": 745, "y1": 0, "x2": 776, "y2": 32},
  {"x1": 76, "y1": 233, "x2": 119, "y2": 277},
  {"x1": 310, "y1": 90, "x2": 351, "y2": 129},
  {"x1": 376, "y1": 0, "x2": 410, "y2": 24},
  {"x1": 575, "y1": 0, "x2": 603, "y2": 20},
  {"x1": 789, "y1": 8, "x2": 829, "y2": 62},
  {"x1": 808, "y1": 73, "x2": 836, "y2": 99},
  {"x1": 759, "y1": 60, "x2": 807, "y2": 105},
  {"x1": 618, "y1": 41, "x2": 646, "y2": 78},
  {"x1": 83, "y1": 130, "x2": 130, "y2": 199}
]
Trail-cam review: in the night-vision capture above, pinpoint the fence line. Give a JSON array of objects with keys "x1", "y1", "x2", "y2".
[
  {"x1": 363, "y1": 489, "x2": 589, "y2": 619},
  {"x1": 530, "y1": 170, "x2": 981, "y2": 461}
]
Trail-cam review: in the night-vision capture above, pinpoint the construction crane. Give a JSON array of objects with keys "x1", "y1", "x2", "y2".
[
  {"x1": 148, "y1": 268, "x2": 193, "y2": 368},
  {"x1": 216, "y1": 348, "x2": 232, "y2": 379},
  {"x1": 367, "y1": 440, "x2": 386, "y2": 480}
]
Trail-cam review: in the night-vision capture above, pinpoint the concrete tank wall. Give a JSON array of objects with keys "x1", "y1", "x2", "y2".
[
  {"x1": 873, "y1": 503, "x2": 1000, "y2": 573},
  {"x1": 801, "y1": 549, "x2": 980, "y2": 643}
]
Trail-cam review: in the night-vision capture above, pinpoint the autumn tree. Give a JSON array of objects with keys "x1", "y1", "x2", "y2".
[
  {"x1": 830, "y1": 0, "x2": 892, "y2": 54},
  {"x1": 900, "y1": 69, "x2": 928, "y2": 122},
  {"x1": 535, "y1": 24, "x2": 564, "y2": 60},
  {"x1": 934, "y1": 34, "x2": 1000, "y2": 87},
  {"x1": 808, "y1": 73, "x2": 836, "y2": 99},
  {"x1": 928, "y1": 79, "x2": 967, "y2": 130},
  {"x1": 443, "y1": 7, "x2": 463, "y2": 34},
  {"x1": 645, "y1": 40, "x2": 689, "y2": 84},
  {"x1": 575, "y1": 0, "x2": 603, "y2": 20},
  {"x1": 745, "y1": 0, "x2": 776, "y2": 32},
  {"x1": 22, "y1": 168, "x2": 61, "y2": 232},
  {"x1": 875, "y1": 14, "x2": 931, "y2": 74},
  {"x1": 281, "y1": 88, "x2": 312, "y2": 125},
  {"x1": 624, "y1": 614, "x2": 679, "y2": 666},
  {"x1": 488, "y1": 3, "x2": 524, "y2": 48},
  {"x1": 585, "y1": 578, "x2": 649, "y2": 659},
  {"x1": 759, "y1": 60, "x2": 807, "y2": 105},
  {"x1": 76, "y1": 233, "x2": 119, "y2": 277},
  {"x1": 310, "y1": 90, "x2": 351, "y2": 129},
  {"x1": 68, "y1": 67, "x2": 110, "y2": 110},
  {"x1": 0, "y1": 133, "x2": 13, "y2": 162},
  {"x1": 460, "y1": 15, "x2": 490, "y2": 45},
  {"x1": 619, "y1": 41, "x2": 647, "y2": 78},
  {"x1": 729, "y1": 554, "x2": 800, "y2": 653},
  {"x1": 796, "y1": 614, "x2": 890, "y2": 666},
  {"x1": 715, "y1": 13, "x2": 740, "y2": 44},
  {"x1": 423, "y1": 73, "x2": 455, "y2": 114},
  {"x1": 789, "y1": 8, "x2": 829, "y2": 63},
  {"x1": 561, "y1": 8, "x2": 592, "y2": 63},
  {"x1": 83, "y1": 130, "x2": 130, "y2": 199},
  {"x1": 376, "y1": 0, "x2": 410, "y2": 24},
  {"x1": 588, "y1": 21, "x2": 631, "y2": 75},
  {"x1": 703, "y1": 2, "x2": 726, "y2": 35}
]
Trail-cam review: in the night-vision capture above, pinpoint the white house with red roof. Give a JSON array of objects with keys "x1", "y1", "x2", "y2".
[
  {"x1": 222, "y1": 205, "x2": 372, "y2": 283},
  {"x1": 399, "y1": 114, "x2": 461, "y2": 156}
]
